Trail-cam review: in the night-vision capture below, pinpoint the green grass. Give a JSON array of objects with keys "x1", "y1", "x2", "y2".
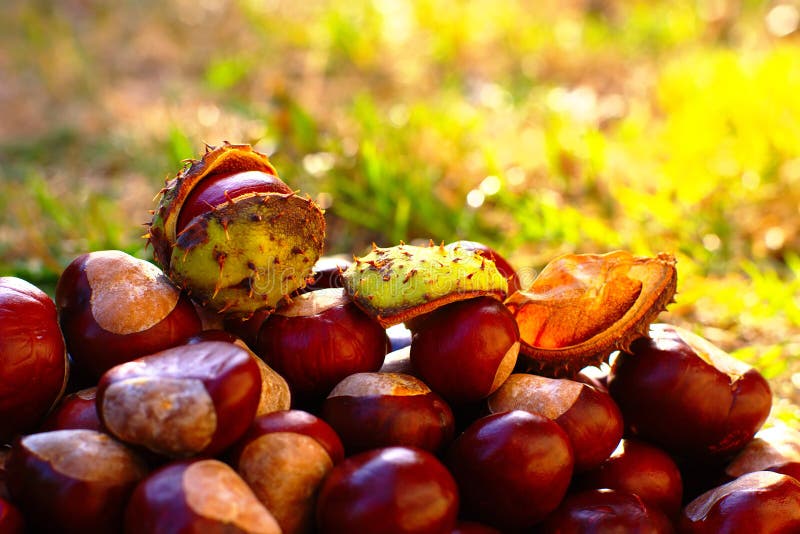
[{"x1": 1, "y1": 0, "x2": 799, "y2": 422}]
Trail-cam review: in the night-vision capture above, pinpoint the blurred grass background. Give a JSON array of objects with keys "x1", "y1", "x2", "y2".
[{"x1": 1, "y1": 0, "x2": 799, "y2": 422}]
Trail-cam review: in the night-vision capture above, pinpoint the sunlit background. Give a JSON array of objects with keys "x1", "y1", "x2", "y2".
[{"x1": 1, "y1": 0, "x2": 799, "y2": 422}]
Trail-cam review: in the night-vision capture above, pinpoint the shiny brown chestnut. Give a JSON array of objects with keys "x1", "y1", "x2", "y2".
[
  {"x1": 321, "y1": 372, "x2": 455, "y2": 455},
  {"x1": 608, "y1": 324, "x2": 772, "y2": 460},
  {"x1": 680, "y1": 471, "x2": 800, "y2": 533},
  {"x1": 410, "y1": 297, "x2": 520, "y2": 404},
  {"x1": 0, "y1": 497, "x2": 25, "y2": 534},
  {"x1": 6, "y1": 429, "x2": 148, "y2": 534},
  {"x1": 574, "y1": 438, "x2": 683, "y2": 519},
  {"x1": 539, "y1": 488, "x2": 675, "y2": 533},
  {"x1": 487, "y1": 373, "x2": 623, "y2": 472},
  {"x1": 184, "y1": 330, "x2": 291, "y2": 416},
  {"x1": 254, "y1": 288, "x2": 389, "y2": 405},
  {"x1": 230, "y1": 410, "x2": 344, "y2": 534},
  {"x1": 39, "y1": 387, "x2": 103, "y2": 432},
  {"x1": 725, "y1": 425, "x2": 800, "y2": 482},
  {"x1": 55, "y1": 250, "x2": 202, "y2": 379},
  {"x1": 445, "y1": 410, "x2": 574, "y2": 530},
  {"x1": 316, "y1": 446, "x2": 459, "y2": 534},
  {"x1": 0, "y1": 277, "x2": 68, "y2": 443},
  {"x1": 124, "y1": 458, "x2": 280, "y2": 534},
  {"x1": 446, "y1": 240, "x2": 522, "y2": 294},
  {"x1": 97, "y1": 340, "x2": 261, "y2": 457}
]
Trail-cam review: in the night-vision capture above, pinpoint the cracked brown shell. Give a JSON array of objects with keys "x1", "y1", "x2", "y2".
[{"x1": 505, "y1": 251, "x2": 677, "y2": 377}]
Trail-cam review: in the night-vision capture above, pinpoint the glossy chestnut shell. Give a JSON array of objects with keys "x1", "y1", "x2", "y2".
[
  {"x1": 608, "y1": 324, "x2": 772, "y2": 460},
  {"x1": 55, "y1": 250, "x2": 202, "y2": 379},
  {"x1": 316, "y1": 446, "x2": 459, "y2": 534},
  {"x1": 0, "y1": 277, "x2": 68, "y2": 443}
]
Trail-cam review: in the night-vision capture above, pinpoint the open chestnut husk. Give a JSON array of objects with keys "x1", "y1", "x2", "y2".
[
  {"x1": 316, "y1": 446, "x2": 459, "y2": 534},
  {"x1": 680, "y1": 471, "x2": 800, "y2": 533},
  {"x1": 505, "y1": 251, "x2": 677, "y2": 377},
  {"x1": 1, "y1": 277, "x2": 69, "y2": 443},
  {"x1": 410, "y1": 296, "x2": 520, "y2": 405},
  {"x1": 124, "y1": 458, "x2": 280, "y2": 533},
  {"x1": 573, "y1": 438, "x2": 683, "y2": 519},
  {"x1": 254, "y1": 288, "x2": 389, "y2": 406},
  {"x1": 321, "y1": 372, "x2": 455, "y2": 455},
  {"x1": 487, "y1": 373, "x2": 623, "y2": 472},
  {"x1": 445, "y1": 410, "x2": 574, "y2": 530},
  {"x1": 97, "y1": 340, "x2": 261, "y2": 457},
  {"x1": 56, "y1": 250, "x2": 202, "y2": 379},
  {"x1": 229, "y1": 410, "x2": 344, "y2": 534},
  {"x1": 6, "y1": 429, "x2": 148, "y2": 534},
  {"x1": 539, "y1": 488, "x2": 675, "y2": 533},
  {"x1": 608, "y1": 323, "x2": 772, "y2": 460},
  {"x1": 147, "y1": 142, "x2": 325, "y2": 317}
]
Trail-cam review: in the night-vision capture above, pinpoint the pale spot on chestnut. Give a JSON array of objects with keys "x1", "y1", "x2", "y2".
[
  {"x1": 328, "y1": 372, "x2": 431, "y2": 398},
  {"x1": 102, "y1": 376, "x2": 216, "y2": 457},
  {"x1": 488, "y1": 373, "x2": 583, "y2": 419},
  {"x1": 86, "y1": 251, "x2": 180, "y2": 335},
  {"x1": 183, "y1": 459, "x2": 281, "y2": 534},
  {"x1": 275, "y1": 287, "x2": 348, "y2": 318},
  {"x1": 238, "y1": 432, "x2": 333, "y2": 534},
  {"x1": 20, "y1": 430, "x2": 147, "y2": 483}
]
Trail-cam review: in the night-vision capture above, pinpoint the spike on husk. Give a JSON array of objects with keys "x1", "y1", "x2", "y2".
[
  {"x1": 342, "y1": 243, "x2": 508, "y2": 327},
  {"x1": 148, "y1": 142, "x2": 325, "y2": 317},
  {"x1": 505, "y1": 251, "x2": 677, "y2": 378}
]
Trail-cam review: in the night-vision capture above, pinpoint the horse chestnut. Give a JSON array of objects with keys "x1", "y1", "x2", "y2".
[
  {"x1": 321, "y1": 372, "x2": 455, "y2": 454},
  {"x1": 681, "y1": 471, "x2": 800, "y2": 533},
  {"x1": 410, "y1": 296, "x2": 519, "y2": 404},
  {"x1": 97, "y1": 340, "x2": 261, "y2": 457},
  {"x1": 487, "y1": 373, "x2": 622, "y2": 472},
  {"x1": 445, "y1": 410, "x2": 574, "y2": 530},
  {"x1": 124, "y1": 458, "x2": 280, "y2": 533},
  {"x1": 608, "y1": 324, "x2": 772, "y2": 460},
  {"x1": 230, "y1": 410, "x2": 344, "y2": 534},
  {"x1": 6, "y1": 429, "x2": 148, "y2": 534},
  {"x1": 55, "y1": 250, "x2": 202, "y2": 379},
  {"x1": 254, "y1": 288, "x2": 389, "y2": 405},
  {"x1": 316, "y1": 446, "x2": 459, "y2": 534},
  {"x1": 0, "y1": 276, "x2": 68, "y2": 443}
]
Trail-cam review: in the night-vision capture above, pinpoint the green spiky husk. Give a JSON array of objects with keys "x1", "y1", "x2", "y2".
[
  {"x1": 148, "y1": 143, "x2": 325, "y2": 317},
  {"x1": 342, "y1": 242, "x2": 508, "y2": 327}
]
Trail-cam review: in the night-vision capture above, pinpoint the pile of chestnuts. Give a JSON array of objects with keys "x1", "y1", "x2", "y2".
[{"x1": 1, "y1": 143, "x2": 799, "y2": 534}]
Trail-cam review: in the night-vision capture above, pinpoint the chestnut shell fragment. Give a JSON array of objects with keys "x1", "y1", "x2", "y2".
[{"x1": 505, "y1": 250, "x2": 677, "y2": 377}]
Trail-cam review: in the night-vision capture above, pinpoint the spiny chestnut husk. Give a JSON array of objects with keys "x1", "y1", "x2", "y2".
[
  {"x1": 342, "y1": 242, "x2": 508, "y2": 328},
  {"x1": 147, "y1": 142, "x2": 326, "y2": 317},
  {"x1": 505, "y1": 250, "x2": 677, "y2": 377}
]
